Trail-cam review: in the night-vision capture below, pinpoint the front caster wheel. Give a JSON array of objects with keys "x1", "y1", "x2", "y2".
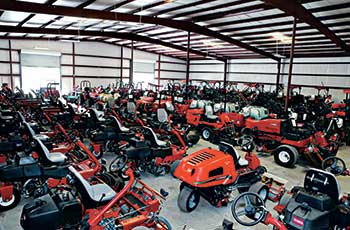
[
  {"x1": 201, "y1": 128, "x2": 212, "y2": 141},
  {"x1": 0, "y1": 187, "x2": 21, "y2": 212},
  {"x1": 177, "y1": 185, "x2": 200, "y2": 212}
]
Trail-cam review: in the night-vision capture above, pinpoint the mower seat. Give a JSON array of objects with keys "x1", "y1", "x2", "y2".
[
  {"x1": 157, "y1": 108, "x2": 168, "y2": 123},
  {"x1": 127, "y1": 102, "x2": 136, "y2": 114},
  {"x1": 33, "y1": 137, "x2": 66, "y2": 165},
  {"x1": 68, "y1": 166, "x2": 116, "y2": 203},
  {"x1": 219, "y1": 142, "x2": 249, "y2": 167},
  {"x1": 143, "y1": 127, "x2": 168, "y2": 147},
  {"x1": 110, "y1": 116, "x2": 129, "y2": 133},
  {"x1": 198, "y1": 100, "x2": 206, "y2": 109},
  {"x1": 214, "y1": 103, "x2": 223, "y2": 113},
  {"x1": 23, "y1": 122, "x2": 50, "y2": 140},
  {"x1": 303, "y1": 168, "x2": 340, "y2": 202},
  {"x1": 189, "y1": 100, "x2": 198, "y2": 109},
  {"x1": 165, "y1": 102, "x2": 175, "y2": 113},
  {"x1": 90, "y1": 108, "x2": 106, "y2": 122},
  {"x1": 205, "y1": 105, "x2": 218, "y2": 121}
]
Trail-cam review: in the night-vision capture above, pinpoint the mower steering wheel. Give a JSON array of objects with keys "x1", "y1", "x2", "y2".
[
  {"x1": 109, "y1": 155, "x2": 127, "y2": 173},
  {"x1": 231, "y1": 192, "x2": 267, "y2": 227},
  {"x1": 237, "y1": 135, "x2": 254, "y2": 148},
  {"x1": 321, "y1": 156, "x2": 346, "y2": 176}
]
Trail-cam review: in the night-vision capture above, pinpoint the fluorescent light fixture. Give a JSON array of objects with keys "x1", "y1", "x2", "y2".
[
  {"x1": 34, "y1": 46, "x2": 49, "y2": 50},
  {"x1": 270, "y1": 32, "x2": 293, "y2": 44}
]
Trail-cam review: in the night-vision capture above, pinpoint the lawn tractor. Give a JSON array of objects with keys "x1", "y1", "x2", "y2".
[
  {"x1": 186, "y1": 101, "x2": 236, "y2": 144},
  {"x1": 173, "y1": 136, "x2": 269, "y2": 212},
  {"x1": 243, "y1": 116, "x2": 341, "y2": 168},
  {"x1": 231, "y1": 168, "x2": 350, "y2": 230},
  {"x1": 114, "y1": 124, "x2": 187, "y2": 176},
  {"x1": 0, "y1": 134, "x2": 105, "y2": 212},
  {"x1": 21, "y1": 161, "x2": 171, "y2": 230}
]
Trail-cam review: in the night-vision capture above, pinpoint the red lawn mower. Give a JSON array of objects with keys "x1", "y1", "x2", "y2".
[
  {"x1": 21, "y1": 160, "x2": 171, "y2": 230},
  {"x1": 186, "y1": 101, "x2": 236, "y2": 144},
  {"x1": 231, "y1": 168, "x2": 350, "y2": 230},
  {"x1": 115, "y1": 122, "x2": 187, "y2": 176},
  {"x1": 173, "y1": 136, "x2": 269, "y2": 212},
  {"x1": 243, "y1": 117, "x2": 341, "y2": 168},
  {"x1": 0, "y1": 134, "x2": 104, "y2": 212}
]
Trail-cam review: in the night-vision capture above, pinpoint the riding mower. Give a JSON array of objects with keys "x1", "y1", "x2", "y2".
[
  {"x1": 147, "y1": 107, "x2": 200, "y2": 147},
  {"x1": 231, "y1": 168, "x2": 350, "y2": 230},
  {"x1": 186, "y1": 101, "x2": 236, "y2": 144},
  {"x1": 243, "y1": 116, "x2": 341, "y2": 168},
  {"x1": 115, "y1": 123, "x2": 187, "y2": 176},
  {"x1": 88, "y1": 114, "x2": 137, "y2": 159},
  {"x1": 21, "y1": 159, "x2": 171, "y2": 230},
  {"x1": 0, "y1": 132, "x2": 107, "y2": 212},
  {"x1": 173, "y1": 136, "x2": 269, "y2": 212}
]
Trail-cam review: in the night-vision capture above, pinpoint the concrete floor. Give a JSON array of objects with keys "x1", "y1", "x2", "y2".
[{"x1": 1, "y1": 140, "x2": 350, "y2": 230}]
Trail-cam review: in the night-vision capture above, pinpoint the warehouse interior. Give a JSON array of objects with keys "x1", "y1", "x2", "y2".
[{"x1": 0, "y1": 0, "x2": 349, "y2": 230}]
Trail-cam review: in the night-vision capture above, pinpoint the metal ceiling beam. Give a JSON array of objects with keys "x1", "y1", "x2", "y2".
[
  {"x1": 0, "y1": 25, "x2": 222, "y2": 60},
  {"x1": 193, "y1": 3, "x2": 270, "y2": 22},
  {"x1": 0, "y1": 0, "x2": 278, "y2": 60},
  {"x1": 148, "y1": 0, "x2": 217, "y2": 17},
  {"x1": 136, "y1": 0, "x2": 340, "y2": 42},
  {"x1": 220, "y1": 12, "x2": 349, "y2": 33},
  {"x1": 264, "y1": 0, "x2": 350, "y2": 53},
  {"x1": 172, "y1": 0, "x2": 254, "y2": 19}
]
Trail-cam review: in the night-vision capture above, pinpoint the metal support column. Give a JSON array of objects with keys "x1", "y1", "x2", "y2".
[
  {"x1": 223, "y1": 59, "x2": 228, "y2": 112},
  {"x1": 157, "y1": 54, "x2": 161, "y2": 90},
  {"x1": 129, "y1": 40, "x2": 134, "y2": 85},
  {"x1": 72, "y1": 42, "x2": 76, "y2": 88},
  {"x1": 284, "y1": 17, "x2": 297, "y2": 112},
  {"x1": 185, "y1": 31, "x2": 190, "y2": 86},
  {"x1": 276, "y1": 59, "x2": 281, "y2": 95},
  {"x1": 120, "y1": 46, "x2": 123, "y2": 87},
  {"x1": 8, "y1": 40, "x2": 13, "y2": 89}
]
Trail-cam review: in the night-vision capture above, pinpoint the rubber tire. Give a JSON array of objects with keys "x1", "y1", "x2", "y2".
[
  {"x1": 92, "y1": 150, "x2": 103, "y2": 159},
  {"x1": 248, "y1": 182, "x2": 269, "y2": 202},
  {"x1": 177, "y1": 186, "x2": 200, "y2": 213},
  {"x1": 156, "y1": 216, "x2": 172, "y2": 230},
  {"x1": 273, "y1": 145, "x2": 298, "y2": 168},
  {"x1": 279, "y1": 192, "x2": 293, "y2": 208},
  {"x1": 201, "y1": 127, "x2": 212, "y2": 141},
  {"x1": 241, "y1": 128, "x2": 253, "y2": 136},
  {"x1": 0, "y1": 187, "x2": 21, "y2": 212},
  {"x1": 187, "y1": 134, "x2": 200, "y2": 145},
  {"x1": 170, "y1": 160, "x2": 181, "y2": 177}
]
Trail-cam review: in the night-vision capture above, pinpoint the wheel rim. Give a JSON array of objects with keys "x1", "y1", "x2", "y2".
[
  {"x1": 93, "y1": 151, "x2": 101, "y2": 158},
  {"x1": 202, "y1": 130, "x2": 210, "y2": 139},
  {"x1": 258, "y1": 188, "x2": 268, "y2": 201},
  {"x1": 0, "y1": 195, "x2": 15, "y2": 207},
  {"x1": 188, "y1": 193, "x2": 197, "y2": 209},
  {"x1": 278, "y1": 151, "x2": 290, "y2": 163}
]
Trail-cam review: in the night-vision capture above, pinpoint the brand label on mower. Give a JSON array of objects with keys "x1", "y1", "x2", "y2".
[{"x1": 292, "y1": 216, "x2": 304, "y2": 227}]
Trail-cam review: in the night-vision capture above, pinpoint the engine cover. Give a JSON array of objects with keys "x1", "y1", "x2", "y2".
[
  {"x1": 283, "y1": 193, "x2": 333, "y2": 230},
  {"x1": 21, "y1": 191, "x2": 82, "y2": 230}
]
